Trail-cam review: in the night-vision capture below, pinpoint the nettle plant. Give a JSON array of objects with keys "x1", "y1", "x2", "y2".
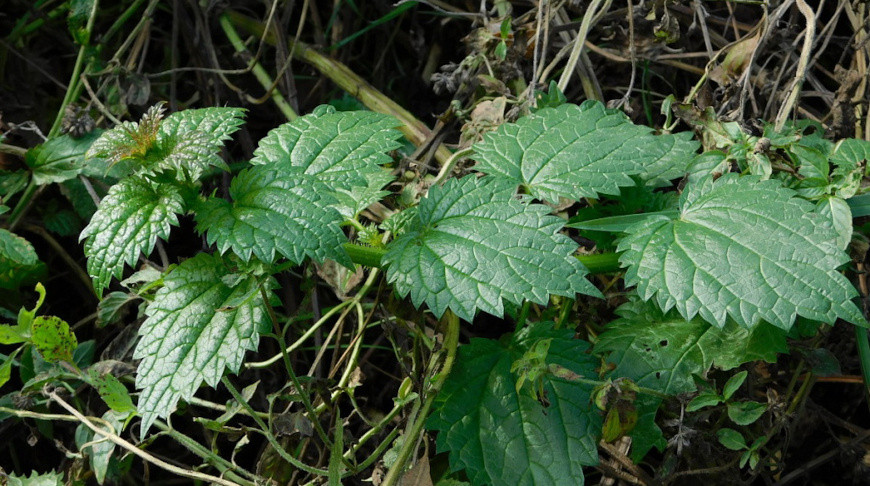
[{"x1": 7, "y1": 97, "x2": 870, "y2": 483}]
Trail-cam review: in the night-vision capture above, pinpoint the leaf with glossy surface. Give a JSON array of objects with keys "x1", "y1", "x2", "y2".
[
  {"x1": 25, "y1": 132, "x2": 101, "y2": 185},
  {"x1": 428, "y1": 322, "x2": 600, "y2": 486},
  {"x1": 158, "y1": 107, "x2": 246, "y2": 177},
  {"x1": 81, "y1": 176, "x2": 184, "y2": 295},
  {"x1": 0, "y1": 229, "x2": 45, "y2": 290},
  {"x1": 383, "y1": 175, "x2": 599, "y2": 321},
  {"x1": 332, "y1": 169, "x2": 395, "y2": 219},
  {"x1": 251, "y1": 106, "x2": 401, "y2": 188},
  {"x1": 816, "y1": 196, "x2": 852, "y2": 250},
  {"x1": 195, "y1": 166, "x2": 350, "y2": 266},
  {"x1": 134, "y1": 253, "x2": 271, "y2": 435},
  {"x1": 618, "y1": 174, "x2": 865, "y2": 329},
  {"x1": 472, "y1": 101, "x2": 696, "y2": 202}
]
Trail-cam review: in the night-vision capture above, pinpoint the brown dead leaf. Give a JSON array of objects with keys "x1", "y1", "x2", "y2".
[
  {"x1": 710, "y1": 33, "x2": 761, "y2": 85},
  {"x1": 399, "y1": 454, "x2": 433, "y2": 486}
]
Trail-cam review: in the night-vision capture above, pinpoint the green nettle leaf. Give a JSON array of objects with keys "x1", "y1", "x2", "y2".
[
  {"x1": 383, "y1": 175, "x2": 599, "y2": 321},
  {"x1": 86, "y1": 104, "x2": 244, "y2": 181},
  {"x1": 428, "y1": 322, "x2": 600, "y2": 486},
  {"x1": 157, "y1": 107, "x2": 246, "y2": 178},
  {"x1": 471, "y1": 101, "x2": 697, "y2": 202},
  {"x1": 594, "y1": 298, "x2": 787, "y2": 459},
  {"x1": 251, "y1": 106, "x2": 402, "y2": 188},
  {"x1": 7, "y1": 470, "x2": 65, "y2": 486},
  {"x1": 134, "y1": 253, "x2": 271, "y2": 435},
  {"x1": 31, "y1": 315, "x2": 78, "y2": 363},
  {"x1": 637, "y1": 131, "x2": 700, "y2": 187},
  {"x1": 81, "y1": 176, "x2": 185, "y2": 295},
  {"x1": 618, "y1": 174, "x2": 865, "y2": 329},
  {"x1": 0, "y1": 229, "x2": 46, "y2": 290},
  {"x1": 25, "y1": 132, "x2": 101, "y2": 185},
  {"x1": 332, "y1": 169, "x2": 395, "y2": 219},
  {"x1": 596, "y1": 300, "x2": 787, "y2": 395},
  {"x1": 87, "y1": 104, "x2": 165, "y2": 166},
  {"x1": 195, "y1": 166, "x2": 350, "y2": 266}
]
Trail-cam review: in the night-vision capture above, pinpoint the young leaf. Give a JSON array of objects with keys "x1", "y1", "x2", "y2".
[
  {"x1": 618, "y1": 174, "x2": 865, "y2": 330},
  {"x1": 134, "y1": 253, "x2": 271, "y2": 435},
  {"x1": 332, "y1": 169, "x2": 395, "y2": 219},
  {"x1": 81, "y1": 176, "x2": 184, "y2": 295},
  {"x1": 250, "y1": 106, "x2": 402, "y2": 188},
  {"x1": 157, "y1": 107, "x2": 246, "y2": 178},
  {"x1": 86, "y1": 104, "x2": 244, "y2": 181},
  {"x1": 428, "y1": 322, "x2": 600, "y2": 486},
  {"x1": 195, "y1": 166, "x2": 351, "y2": 266},
  {"x1": 383, "y1": 175, "x2": 600, "y2": 321},
  {"x1": 0, "y1": 229, "x2": 45, "y2": 290},
  {"x1": 686, "y1": 392, "x2": 723, "y2": 411},
  {"x1": 87, "y1": 104, "x2": 165, "y2": 166},
  {"x1": 722, "y1": 370, "x2": 748, "y2": 400},
  {"x1": 472, "y1": 101, "x2": 697, "y2": 202},
  {"x1": 727, "y1": 401, "x2": 766, "y2": 425},
  {"x1": 717, "y1": 428, "x2": 747, "y2": 451}
]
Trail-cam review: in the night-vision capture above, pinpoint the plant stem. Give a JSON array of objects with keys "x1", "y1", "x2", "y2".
[
  {"x1": 153, "y1": 421, "x2": 260, "y2": 485},
  {"x1": 343, "y1": 243, "x2": 385, "y2": 268},
  {"x1": 48, "y1": 391, "x2": 244, "y2": 486},
  {"x1": 21, "y1": 223, "x2": 98, "y2": 300},
  {"x1": 224, "y1": 10, "x2": 453, "y2": 167},
  {"x1": 5, "y1": 181, "x2": 38, "y2": 231},
  {"x1": 854, "y1": 326, "x2": 870, "y2": 405},
  {"x1": 381, "y1": 310, "x2": 461, "y2": 486},
  {"x1": 221, "y1": 376, "x2": 329, "y2": 477},
  {"x1": 258, "y1": 285, "x2": 333, "y2": 448},
  {"x1": 48, "y1": 0, "x2": 99, "y2": 138},
  {"x1": 218, "y1": 14, "x2": 298, "y2": 121}
]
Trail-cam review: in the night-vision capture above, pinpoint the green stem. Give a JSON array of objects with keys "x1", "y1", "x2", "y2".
[
  {"x1": 48, "y1": 0, "x2": 99, "y2": 138},
  {"x1": 855, "y1": 326, "x2": 870, "y2": 407},
  {"x1": 381, "y1": 310, "x2": 461, "y2": 486},
  {"x1": 218, "y1": 13, "x2": 298, "y2": 121},
  {"x1": 224, "y1": 10, "x2": 453, "y2": 167},
  {"x1": 153, "y1": 421, "x2": 259, "y2": 485},
  {"x1": 343, "y1": 243, "x2": 385, "y2": 268},
  {"x1": 257, "y1": 285, "x2": 333, "y2": 448},
  {"x1": 576, "y1": 252, "x2": 622, "y2": 274},
  {"x1": 101, "y1": 0, "x2": 148, "y2": 44},
  {"x1": 221, "y1": 376, "x2": 329, "y2": 477},
  {"x1": 6, "y1": 181, "x2": 39, "y2": 231},
  {"x1": 0, "y1": 143, "x2": 27, "y2": 158}
]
